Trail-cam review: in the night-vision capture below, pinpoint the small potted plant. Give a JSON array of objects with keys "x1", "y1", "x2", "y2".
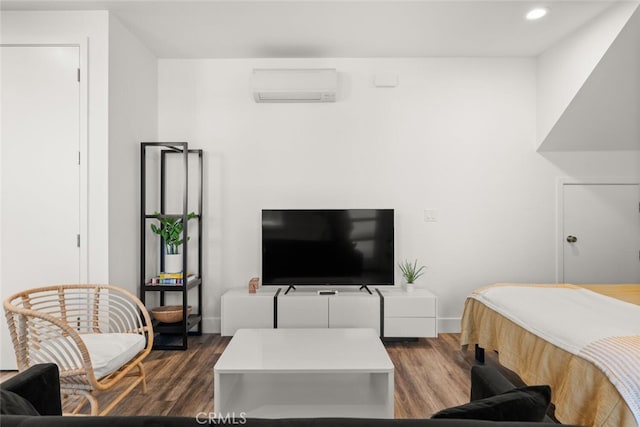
[
  {"x1": 150, "y1": 211, "x2": 196, "y2": 273},
  {"x1": 398, "y1": 259, "x2": 426, "y2": 293}
]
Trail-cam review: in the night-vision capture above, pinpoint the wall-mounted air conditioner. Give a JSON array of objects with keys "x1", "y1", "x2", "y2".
[{"x1": 252, "y1": 68, "x2": 337, "y2": 103}]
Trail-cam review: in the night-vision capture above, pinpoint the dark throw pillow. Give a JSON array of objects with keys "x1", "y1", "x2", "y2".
[
  {"x1": 0, "y1": 389, "x2": 40, "y2": 416},
  {"x1": 431, "y1": 385, "x2": 551, "y2": 422}
]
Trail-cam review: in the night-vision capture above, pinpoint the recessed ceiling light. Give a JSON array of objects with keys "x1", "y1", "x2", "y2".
[{"x1": 526, "y1": 7, "x2": 549, "y2": 21}]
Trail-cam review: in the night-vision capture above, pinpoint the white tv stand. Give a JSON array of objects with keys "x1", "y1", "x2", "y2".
[
  {"x1": 220, "y1": 286, "x2": 437, "y2": 339},
  {"x1": 277, "y1": 288, "x2": 380, "y2": 334}
]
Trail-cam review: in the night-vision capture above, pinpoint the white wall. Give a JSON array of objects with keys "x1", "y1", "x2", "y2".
[
  {"x1": 3, "y1": 12, "x2": 637, "y2": 334},
  {"x1": 536, "y1": 2, "x2": 638, "y2": 149},
  {"x1": 539, "y1": 7, "x2": 640, "y2": 151},
  {"x1": 1, "y1": 11, "x2": 159, "y2": 295},
  {"x1": 157, "y1": 58, "x2": 640, "y2": 333},
  {"x1": 108, "y1": 14, "x2": 158, "y2": 294},
  {"x1": 1, "y1": 11, "x2": 110, "y2": 284}
]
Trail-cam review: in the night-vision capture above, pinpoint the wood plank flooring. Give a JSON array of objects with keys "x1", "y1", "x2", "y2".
[{"x1": 1, "y1": 333, "x2": 479, "y2": 419}]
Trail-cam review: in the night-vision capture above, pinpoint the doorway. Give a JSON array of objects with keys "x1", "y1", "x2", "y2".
[
  {"x1": 560, "y1": 182, "x2": 640, "y2": 283},
  {"x1": 1, "y1": 45, "x2": 82, "y2": 368}
]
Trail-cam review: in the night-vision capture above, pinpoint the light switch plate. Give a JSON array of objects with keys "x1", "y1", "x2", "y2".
[{"x1": 424, "y1": 209, "x2": 438, "y2": 222}]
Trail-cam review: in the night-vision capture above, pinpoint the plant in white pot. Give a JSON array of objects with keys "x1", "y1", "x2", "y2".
[
  {"x1": 398, "y1": 259, "x2": 426, "y2": 293},
  {"x1": 150, "y1": 212, "x2": 196, "y2": 273}
]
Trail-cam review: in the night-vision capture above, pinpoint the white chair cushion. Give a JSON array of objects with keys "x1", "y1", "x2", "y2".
[
  {"x1": 80, "y1": 333, "x2": 146, "y2": 379},
  {"x1": 33, "y1": 333, "x2": 145, "y2": 379}
]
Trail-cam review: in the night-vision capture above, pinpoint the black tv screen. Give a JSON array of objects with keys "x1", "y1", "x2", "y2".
[{"x1": 262, "y1": 209, "x2": 394, "y2": 286}]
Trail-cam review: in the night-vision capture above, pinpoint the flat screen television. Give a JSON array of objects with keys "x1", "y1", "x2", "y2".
[{"x1": 262, "y1": 209, "x2": 394, "y2": 289}]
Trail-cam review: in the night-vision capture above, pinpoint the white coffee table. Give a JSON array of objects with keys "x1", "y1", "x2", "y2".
[{"x1": 214, "y1": 328, "x2": 394, "y2": 419}]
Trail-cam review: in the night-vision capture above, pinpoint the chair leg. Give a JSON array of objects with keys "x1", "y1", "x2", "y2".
[
  {"x1": 62, "y1": 362, "x2": 149, "y2": 416},
  {"x1": 99, "y1": 375, "x2": 144, "y2": 416},
  {"x1": 67, "y1": 396, "x2": 86, "y2": 415},
  {"x1": 137, "y1": 362, "x2": 148, "y2": 393},
  {"x1": 71, "y1": 390, "x2": 99, "y2": 416},
  {"x1": 63, "y1": 393, "x2": 86, "y2": 415}
]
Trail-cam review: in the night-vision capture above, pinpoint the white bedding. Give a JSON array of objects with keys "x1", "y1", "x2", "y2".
[
  {"x1": 472, "y1": 285, "x2": 640, "y2": 354},
  {"x1": 471, "y1": 284, "x2": 640, "y2": 426}
]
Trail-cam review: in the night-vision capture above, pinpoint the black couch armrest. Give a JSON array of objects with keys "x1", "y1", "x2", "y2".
[
  {"x1": 1, "y1": 364, "x2": 62, "y2": 415},
  {"x1": 470, "y1": 365, "x2": 520, "y2": 401},
  {"x1": 470, "y1": 365, "x2": 559, "y2": 424}
]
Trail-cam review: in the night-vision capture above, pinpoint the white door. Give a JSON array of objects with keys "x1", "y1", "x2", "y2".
[
  {"x1": 1, "y1": 46, "x2": 81, "y2": 369},
  {"x1": 563, "y1": 184, "x2": 640, "y2": 283}
]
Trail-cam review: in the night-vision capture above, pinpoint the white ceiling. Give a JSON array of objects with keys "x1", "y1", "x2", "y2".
[{"x1": 0, "y1": 0, "x2": 629, "y2": 58}]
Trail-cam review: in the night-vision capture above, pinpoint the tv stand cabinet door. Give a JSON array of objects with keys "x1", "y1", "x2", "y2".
[
  {"x1": 278, "y1": 295, "x2": 329, "y2": 328},
  {"x1": 221, "y1": 289, "x2": 275, "y2": 336},
  {"x1": 329, "y1": 295, "x2": 380, "y2": 335}
]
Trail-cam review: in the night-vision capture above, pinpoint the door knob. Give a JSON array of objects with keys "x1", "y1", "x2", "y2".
[{"x1": 566, "y1": 235, "x2": 577, "y2": 243}]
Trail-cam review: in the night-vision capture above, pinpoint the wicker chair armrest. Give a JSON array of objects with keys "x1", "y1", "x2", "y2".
[
  {"x1": 4, "y1": 306, "x2": 98, "y2": 384},
  {"x1": 99, "y1": 285, "x2": 153, "y2": 352}
]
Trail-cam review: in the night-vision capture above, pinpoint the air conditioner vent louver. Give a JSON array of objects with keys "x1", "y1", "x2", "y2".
[
  {"x1": 252, "y1": 69, "x2": 337, "y2": 103},
  {"x1": 258, "y1": 92, "x2": 324, "y2": 102}
]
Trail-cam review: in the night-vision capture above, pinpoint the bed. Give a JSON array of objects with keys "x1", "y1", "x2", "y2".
[{"x1": 460, "y1": 283, "x2": 640, "y2": 427}]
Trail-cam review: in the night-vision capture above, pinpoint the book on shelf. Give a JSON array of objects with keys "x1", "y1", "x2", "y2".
[
  {"x1": 158, "y1": 272, "x2": 190, "y2": 279},
  {"x1": 148, "y1": 274, "x2": 197, "y2": 285}
]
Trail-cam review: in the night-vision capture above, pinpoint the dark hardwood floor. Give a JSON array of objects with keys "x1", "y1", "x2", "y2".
[{"x1": 2, "y1": 333, "x2": 480, "y2": 418}]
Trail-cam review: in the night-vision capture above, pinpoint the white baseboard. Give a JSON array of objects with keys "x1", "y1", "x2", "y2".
[{"x1": 438, "y1": 317, "x2": 461, "y2": 334}]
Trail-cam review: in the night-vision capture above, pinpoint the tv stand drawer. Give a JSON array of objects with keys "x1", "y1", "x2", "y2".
[
  {"x1": 385, "y1": 317, "x2": 436, "y2": 338},
  {"x1": 381, "y1": 289, "x2": 438, "y2": 338},
  {"x1": 385, "y1": 294, "x2": 436, "y2": 317}
]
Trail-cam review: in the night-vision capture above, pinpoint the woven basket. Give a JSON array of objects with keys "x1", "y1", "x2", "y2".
[{"x1": 151, "y1": 305, "x2": 192, "y2": 323}]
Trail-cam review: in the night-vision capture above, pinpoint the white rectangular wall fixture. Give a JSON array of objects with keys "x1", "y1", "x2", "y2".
[
  {"x1": 374, "y1": 73, "x2": 399, "y2": 88},
  {"x1": 252, "y1": 68, "x2": 337, "y2": 103}
]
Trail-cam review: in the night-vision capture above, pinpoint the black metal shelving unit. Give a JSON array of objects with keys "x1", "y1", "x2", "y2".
[{"x1": 140, "y1": 142, "x2": 203, "y2": 350}]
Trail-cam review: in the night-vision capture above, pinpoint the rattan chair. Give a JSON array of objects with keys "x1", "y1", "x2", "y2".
[{"x1": 3, "y1": 284, "x2": 153, "y2": 415}]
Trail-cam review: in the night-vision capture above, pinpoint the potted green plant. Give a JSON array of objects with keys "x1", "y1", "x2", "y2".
[
  {"x1": 150, "y1": 211, "x2": 196, "y2": 273},
  {"x1": 398, "y1": 259, "x2": 426, "y2": 293}
]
